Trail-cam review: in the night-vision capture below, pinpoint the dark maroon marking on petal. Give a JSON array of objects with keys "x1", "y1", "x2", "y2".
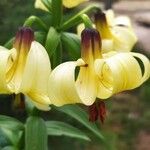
[
  {"x1": 81, "y1": 28, "x2": 92, "y2": 50},
  {"x1": 81, "y1": 28, "x2": 101, "y2": 61},
  {"x1": 14, "y1": 27, "x2": 34, "y2": 51},
  {"x1": 88, "y1": 102, "x2": 98, "y2": 122},
  {"x1": 97, "y1": 101, "x2": 106, "y2": 124},
  {"x1": 91, "y1": 29, "x2": 101, "y2": 54},
  {"x1": 94, "y1": 12, "x2": 107, "y2": 25}
]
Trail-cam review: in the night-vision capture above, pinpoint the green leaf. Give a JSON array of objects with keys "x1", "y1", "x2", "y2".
[
  {"x1": 45, "y1": 27, "x2": 60, "y2": 57},
  {"x1": 2, "y1": 146, "x2": 18, "y2": 150},
  {"x1": 0, "y1": 116, "x2": 23, "y2": 147},
  {"x1": 46, "y1": 121, "x2": 90, "y2": 141},
  {"x1": 0, "y1": 129, "x2": 10, "y2": 147},
  {"x1": 52, "y1": 0, "x2": 62, "y2": 27},
  {"x1": 55, "y1": 105, "x2": 104, "y2": 141},
  {"x1": 35, "y1": 31, "x2": 46, "y2": 45},
  {"x1": 41, "y1": 0, "x2": 52, "y2": 12},
  {"x1": 0, "y1": 129, "x2": 23, "y2": 146},
  {"x1": 61, "y1": 32, "x2": 80, "y2": 60},
  {"x1": 0, "y1": 115, "x2": 24, "y2": 131},
  {"x1": 61, "y1": 4, "x2": 100, "y2": 30},
  {"x1": 51, "y1": 41, "x2": 62, "y2": 68},
  {"x1": 25, "y1": 116, "x2": 47, "y2": 150}
]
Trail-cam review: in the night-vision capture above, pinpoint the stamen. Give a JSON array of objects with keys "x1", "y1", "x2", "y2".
[
  {"x1": 97, "y1": 101, "x2": 106, "y2": 124},
  {"x1": 88, "y1": 102, "x2": 98, "y2": 122}
]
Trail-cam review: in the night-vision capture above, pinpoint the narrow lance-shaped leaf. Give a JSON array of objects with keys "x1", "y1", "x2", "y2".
[
  {"x1": 2, "y1": 146, "x2": 18, "y2": 150},
  {"x1": 1, "y1": 129, "x2": 23, "y2": 147},
  {"x1": 34, "y1": 31, "x2": 46, "y2": 45},
  {"x1": 0, "y1": 116, "x2": 24, "y2": 148},
  {"x1": 45, "y1": 27, "x2": 60, "y2": 57},
  {"x1": 51, "y1": 41, "x2": 62, "y2": 68},
  {"x1": 60, "y1": 4, "x2": 101, "y2": 30},
  {"x1": 61, "y1": 32, "x2": 80, "y2": 60},
  {"x1": 46, "y1": 121, "x2": 90, "y2": 141},
  {"x1": 41, "y1": 0, "x2": 52, "y2": 11},
  {"x1": 0, "y1": 115, "x2": 24, "y2": 131},
  {"x1": 54, "y1": 105, "x2": 104, "y2": 141},
  {"x1": 25, "y1": 116, "x2": 47, "y2": 150}
]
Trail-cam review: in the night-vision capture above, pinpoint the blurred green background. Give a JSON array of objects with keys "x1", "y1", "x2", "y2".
[{"x1": 0, "y1": 0, "x2": 150, "y2": 150}]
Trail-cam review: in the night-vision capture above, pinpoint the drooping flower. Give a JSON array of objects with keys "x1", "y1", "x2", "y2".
[
  {"x1": 77, "y1": 10, "x2": 137, "y2": 53},
  {"x1": 48, "y1": 28, "x2": 150, "y2": 106},
  {"x1": 0, "y1": 27, "x2": 51, "y2": 110},
  {"x1": 35, "y1": 0, "x2": 88, "y2": 11},
  {"x1": 95, "y1": 10, "x2": 137, "y2": 52}
]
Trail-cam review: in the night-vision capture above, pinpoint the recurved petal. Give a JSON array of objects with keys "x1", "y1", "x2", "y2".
[
  {"x1": 63, "y1": 0, "x2": 88, "y2": 8},
  {"x1": 114, "y1": 16, "x2": 132, "y2": 27},
  {"x1": 95, "y1": 52, "x2": 150, "y2": 99},
  {"x1": 95, "y1": 58, "x2": 122, "y2": 99},
  {"x1": 130, "y1": 52, "x2": 150, "y2": 85},
  {"x1": 20, "y1": 41, "x2": 51, "y2": 107},
  {"x1": 105, "y1": 9, "x2": 115, "y2": 26},
  {"x1": 112, "y1": 26, "x2": 137, "y2": 51},
  {"x1": 0, "y1": 47, "x2": 15, "y2": 93}
]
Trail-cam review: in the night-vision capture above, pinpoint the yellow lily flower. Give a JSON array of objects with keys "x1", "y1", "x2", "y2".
[
  {"x1": 0, "y1": 27, "x2": 51, "y2": 110},
  {"x1": 95, "y1": 9, "x2": 137, "y2": 52},
  {"x1": 77, "y1": 10, "x2": 137, "y2": 53},
  {"x1": 48, "y1": 28, "x2": 150, "y2": 106},
  {"x1": 35, "y1": 0, "x2": 88, "y2": 11}
]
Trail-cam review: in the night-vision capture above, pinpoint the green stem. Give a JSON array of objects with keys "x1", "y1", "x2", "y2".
[
  {"x1": 42, "y1": 0, "x2": 52, "y2": 12},
  {"x1": 52, "y1": 41, "x2": 62, "y2": 68},
  {"x1": 4, "y1": 37, "x2": 14, "y2": 48},
  {"x1": 23, "y1": 16, "x2": 48, "y2": 31},
  {"x1": 81, "y1": 14, "x2": 93, "y2": 28},
  {"x1": 52, "y1": 0, "x2": 63, "y2": 27},
  {"x1": 60, "y1": 4, "x2": 100, "y2": 31}
]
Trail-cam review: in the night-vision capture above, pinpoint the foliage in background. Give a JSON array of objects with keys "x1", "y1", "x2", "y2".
[{"x1": 0, "y1": 0, "x2": 35, "y2": 44}]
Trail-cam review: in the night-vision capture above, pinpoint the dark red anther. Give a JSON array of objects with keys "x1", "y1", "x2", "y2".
[
  {"x1": 97, "y1": 101, "x2": 106, "y2": 124},
  {"x1": 88, "y1": 102, "x2": 98, "y2": 122}
]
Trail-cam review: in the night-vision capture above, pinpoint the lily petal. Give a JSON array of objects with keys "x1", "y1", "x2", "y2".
[
  {"x1": 48, "y1": 61, "x2": 82, "y2": 106},
  {"x1": 95, "y1": 52, "x2": 150, "y2": 99},
  {"x1": 20, "y1": 41, "x2": 51, "y2": 106},
  {"x1": 112, "y1": 26, "x2": 137, "y2": 51},
  {"x1": 76, "y1": 59, "x2": 98, "y2": 105},
  {"x1": 32, "y1": 101, "x2": 51, "y2": 111},
  {"x1": 0, "y1": 47, "x2": 12, "y2": 93},
  {"x1": 63, "y1": 0, "x2": 88, "y2": 8},
  {"x1": 95, "y1": 10, "x2": 137, "y2": 52}
]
